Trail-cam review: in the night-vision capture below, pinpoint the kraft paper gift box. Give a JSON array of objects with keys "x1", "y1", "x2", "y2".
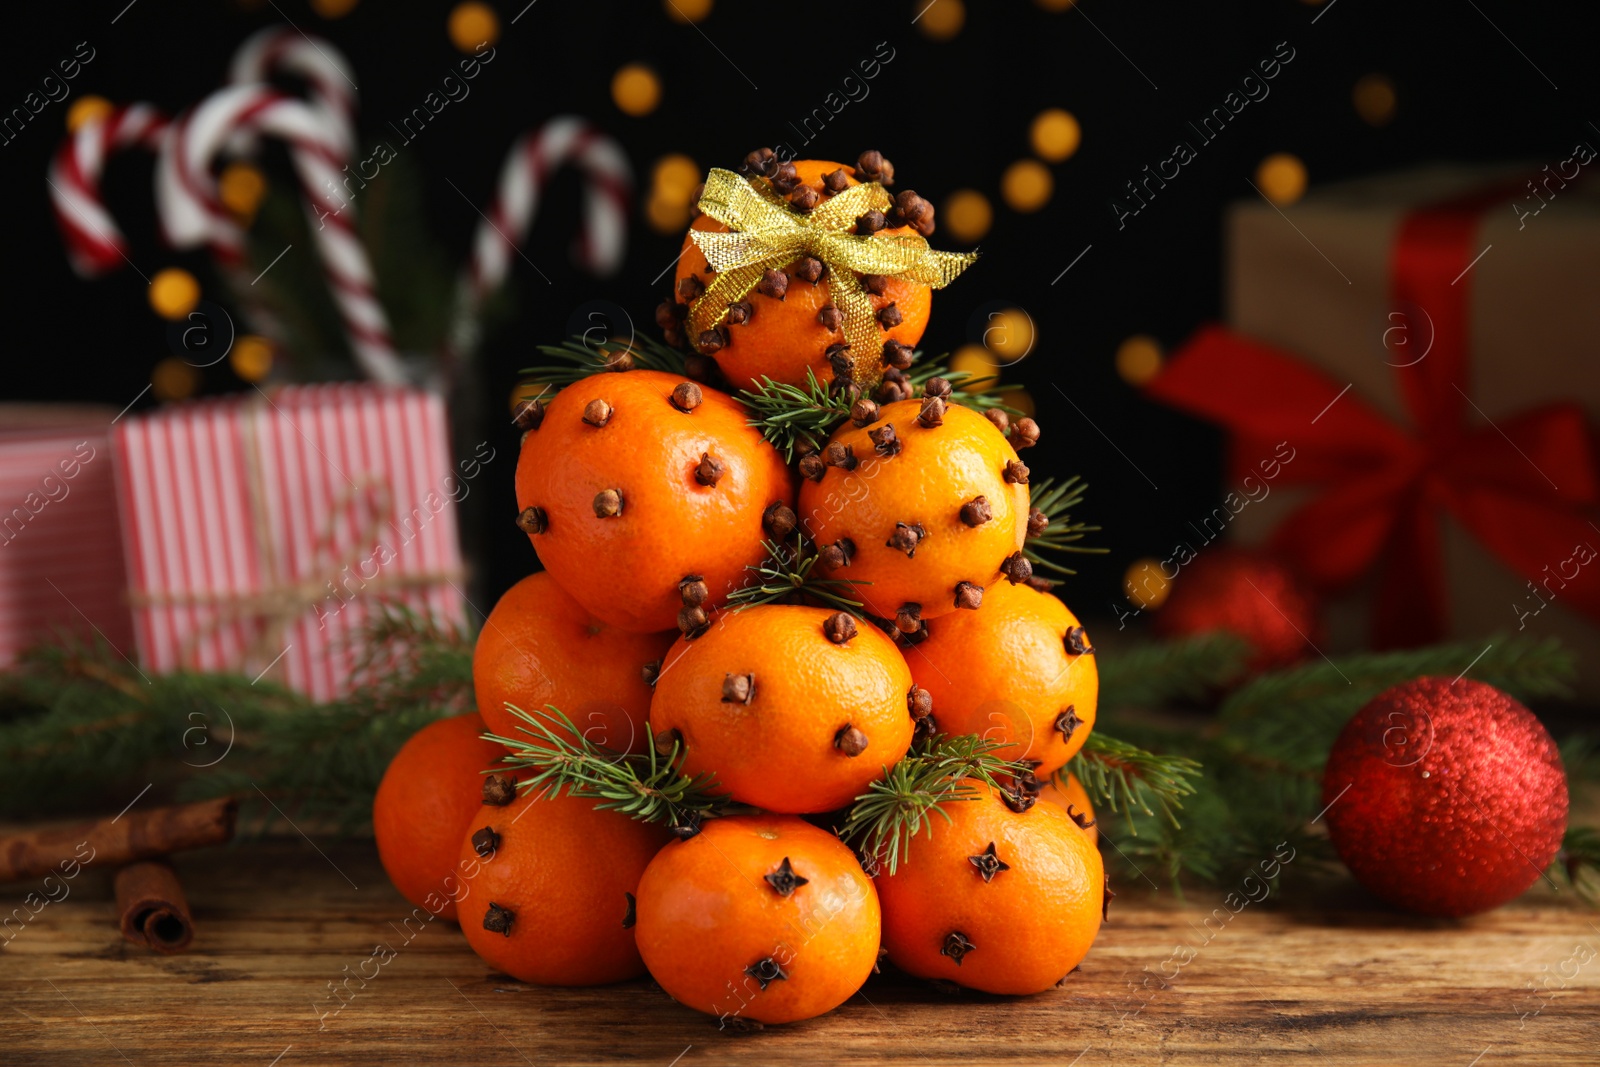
[
  {"x1": 111, "y1": 384, "x2": 465, "y2": 700},
  {"x1": 1151, "y1": 162, "x2": 1600, "y2": 691}
]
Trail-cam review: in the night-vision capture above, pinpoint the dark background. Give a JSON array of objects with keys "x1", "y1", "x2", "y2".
[{"x1": 3, "y1": 0, "x2": 1592, "y2": 624}]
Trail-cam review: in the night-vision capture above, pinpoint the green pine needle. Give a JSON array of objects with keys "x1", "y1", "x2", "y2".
[
  {"x1": 725, "y1": 536, "x2": 870, "y2": 615},
  {"x1": 523, "y1": 333, "x2": 690, "y2": 388},
  {"x1": 1023, "y1": 475, "x2": 1107, "y2": 577},
  {"x1": 1098, "y1": 633, "x2": 1251, "y2": 709},
  {"x1": 486, "y1": 704, "x2": 726, "y2": 830},
  {"x1": 739, "y1": 368, "x2": 851, "y2": 461},
  {"x1": 1560, "y1": 826, "x2": 1600, "y2": 904},
  {"x1": 1064, "y1": 731, "x2": 1203, "y2": 831},
  {"x1": 840, "y1": 733, "x2": 1029, "y2": 874},
  {"x1": 738, "y1": 353, "x2": 1023, "y2": 462},
  {"x1": 1216, "y1": 634, "x2": 1577, "y2": 774}
]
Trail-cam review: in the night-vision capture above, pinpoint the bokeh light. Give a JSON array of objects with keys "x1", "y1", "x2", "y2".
[
  {"x1": 949, "y1": 344, "x2": 1000, "y2": 392},
  {"x1": 983, "y1": 307, "x2": 1036, "y2": 364},
  {"x1": 311, "y1": 0, "x2": 360, "y2": 16},
  {"x1": 65, "y1": 95, "x2": 113, "y2": 134},
  {"x1": 152, "y1": 357, "x2": 200, "y2": 402},
  {"x1": 1353, "y1": 74, "x2": 1397, "y2": 126},
  {"x1": 664, "y1": 0, "x2": 713, "y2": 22},
  {"x1": 148, "y1": 268, "x2": 200, "y2": 321},
  {"x1": 1001, "y1": 159, "x2": 1053, "y2": 212},
  {"x1": 1255, "y1": 153, "x2": 1307, "y2": 206},
  {"x1": 1030, "y1": 109, "x2": 1081, "y2": 162},
  {"x1": 230, "y1": 335, "x2": 273, "y2": 382},
  {"x1": 943, "y1": 189, "x2": 992, "y2": 242},
  {"x1": 448, "y1": 2, "x2": 500, "y2": 52},
  {"x1": 612, "y1": 64, "x2": 662, "y2": 117},
  {"x1": 1115, "y1": 334, "x2": 1164, "y2": 386},
  {"x1": 1124, "y1": 557, "x2": 1172, "y2": 610},
  {"x1": 219, "y1": 162, "x2": 267, "y2": 220},
  {"x1": 917, "y1": 0, "x2": 965, "y2": 40}
]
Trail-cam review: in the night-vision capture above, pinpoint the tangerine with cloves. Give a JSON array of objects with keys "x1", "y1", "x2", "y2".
[
  {"x1": 876, "y1": 783, "x2": 1104, "y2": 995},
  {"x1": 1039, "y1": 771, "x2": 1099, "y2": 846},
  {"x1": 799, "y1": 397, "x2": 1031, "y2": 625},
  {"x1": 373, "y1": 713, "x2": 510, "y2": 922},
  {"x1": 669, "y1": 153, "x2": 935, "y2": 393},
  {"x1": 515, "y1": 369, "x2": 795, "y2": 633},
  {"x1": 474, "y1": 571, "x2": 674, "y2": 755},
  {"x1": 649, "y1": 604, "x2": 914, "y2": 813},
  {"x1": 635, "y1": 814, "x2": 881, "y2": 1025},
  {"x1": 905, "y1": 580, "x2": 1098, "y2": 777},
  {"x1": 456, "y1": 787, "x2": 672, "y2": 986}
]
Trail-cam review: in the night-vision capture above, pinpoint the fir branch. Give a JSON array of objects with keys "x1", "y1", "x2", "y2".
[
  {"x1": 1559, "y1": 733, "x2": 1600, "y2": 785},
  {"x1": 739, "y1": 368, "x2": 851, "y2": 461},
  {"x1": 1216, "y1": 634, "x2": 1577, "y2": 774},
  {"x1": 726, "y1": 536, "x2": 869, "y2": 615},
  {"x1": 1022, "y1": 476, "x2": 1107, "y2": 577},
  {"x1": 0, "y1": 610, "x2": 475, "y2": 830},
  {"x1": 839, "y1": 733, "x2": 1026, "y2": 874},
  {"x1": 1559, "y1": 826, "x2": 1600, "y2": 905},
  {"x1": 739, "y1": 354, "x2": 1022, "y2": 461},
  {"x1": 488, "y1": 704, "x2": 725, "y2": 830},
  {"x1": 1064, "y1": 731, "x2": 1202, "y2": 829},
  {"x1": 1098, "y1": 634, "x2": 1251, "y2": 709},
  {"x1": 524, "y1": 333, "x2": 690, "y2": 387}
]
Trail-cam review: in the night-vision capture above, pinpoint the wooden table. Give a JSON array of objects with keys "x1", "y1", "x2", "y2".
[{"x1": 4, "y1": 839, "x2": 1597, "y2": 1065}]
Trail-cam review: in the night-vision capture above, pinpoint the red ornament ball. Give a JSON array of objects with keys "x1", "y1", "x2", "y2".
[
  {"x1": 1321, "y1": 677, "x2": 1568, "y2": 917},
  {"x1": 1151, "y1": 547, "x2": 1319, "y2": 672}
]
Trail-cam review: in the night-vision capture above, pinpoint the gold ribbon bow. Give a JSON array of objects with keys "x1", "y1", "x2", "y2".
[{"x1": 688, "y1": 167, "x2": 978, "y2": 389}]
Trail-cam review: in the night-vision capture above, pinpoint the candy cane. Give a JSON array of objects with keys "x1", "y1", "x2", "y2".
[
  {"x1": 157, "y1": 85, "x2": 406, "y2": 385},
  {"x1": 227, "y1": 26, "x2": 357, "y2": 158},
  {"x1": 449, "y1": 116, "x2": 631, "y2": 360},
  {"x1": 47, "y1": 104, "x2": 169, "y2": 278}
]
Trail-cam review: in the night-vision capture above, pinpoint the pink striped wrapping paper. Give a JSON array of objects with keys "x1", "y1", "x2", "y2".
[
  {"x1": 111, "y1": 385, "x2": 465, "y2": 700},
  {"x1": 0, "y1": 407, "x2": 136, "y2": 666}
]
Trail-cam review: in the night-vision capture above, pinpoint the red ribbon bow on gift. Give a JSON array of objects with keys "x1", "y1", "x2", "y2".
[{"x1": 1147, "y1": 188, "x2": 1600, "y2": 646}]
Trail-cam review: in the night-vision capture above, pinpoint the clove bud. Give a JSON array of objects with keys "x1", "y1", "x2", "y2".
[
  {"x1": 722, "y1": 672, "x2": 755, "y2": 705},
  {"x1": 999, "y1": 552, "x2": 1033, "y2": 585},
  {"x1": 582, "y1": 398, "x2": 613, "y2": 427},
  {"x1": 953, "y1": 581, "x2": 984, "y2": 611},
  {"x1": 834, "y1": 724, "x2": 869, "y2": 757},
  {"x1": 756, "y1": 268, "x2": 789, "y2": 300},
  {"x1": 959, "y1": 496, "x2": 992, "y2": 527},
  {"x1": 823, "y1": 612, "x2": 858, "y2": 644},
  {"x1": 670, "y1": 381, "x2": 703, "y2": 412},
  {"x1": 762, "y1": 502, "x2": 798, "y2": 541}
]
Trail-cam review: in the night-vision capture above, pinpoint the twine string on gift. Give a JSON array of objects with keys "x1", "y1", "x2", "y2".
[
  {"x1": 127, "y1": 398, "x2": 461, "y2": 684},
  {"x1": 687, "y1": 168, "x2": 977, "y2": 390}
]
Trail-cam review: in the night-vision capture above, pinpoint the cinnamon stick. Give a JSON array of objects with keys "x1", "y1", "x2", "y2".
[
  {"x1": 0, "y1": 796, "x2": 237, "y2": 884},
  {"x1": 115, "y1": 860, "x2": 194, "y2": 953}
]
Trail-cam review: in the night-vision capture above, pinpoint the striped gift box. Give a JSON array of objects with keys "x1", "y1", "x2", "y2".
[
  {"x1": 111, "y1": 385, "x2": 465, "y2": 700},
  {"x1": 0, "y1": 406, "x2": 135, "y2": 666}
]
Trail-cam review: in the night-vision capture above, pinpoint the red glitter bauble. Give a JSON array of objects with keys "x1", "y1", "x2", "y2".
[
  {"x1": 1321, "y1": 677, "x2": 1568, "y2": 917},
  {"x1": 1151, "y1": 547, "x2": 1319, "y2": 672}
]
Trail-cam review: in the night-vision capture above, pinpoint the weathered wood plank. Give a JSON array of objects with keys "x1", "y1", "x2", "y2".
[{"x1": 3, "y1": 840, "x2": 1597, "y2": 1066}]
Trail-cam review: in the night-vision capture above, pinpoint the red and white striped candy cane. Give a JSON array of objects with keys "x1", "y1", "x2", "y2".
[
  {"x1": 158, "y1": 85, "x2": 406, "y2": 384},
  {"x1": 227, "y1": 26, "x2": 357, "y2": 158},
  {"x1": 450, "y1": 116, "x2": 631, "y2": 359},
  {"x1": 47, "y1": 103, "x2": 169, "y2": 278}
]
